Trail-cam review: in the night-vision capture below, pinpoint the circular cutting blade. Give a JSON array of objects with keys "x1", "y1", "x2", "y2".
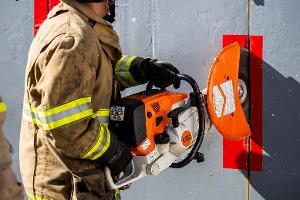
[{"x1": 239, "y1": 48, "x2": 250, "y2": 123}]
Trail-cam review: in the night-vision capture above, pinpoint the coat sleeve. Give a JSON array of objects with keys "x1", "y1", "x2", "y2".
[
  {"x1": 27, "y1": 34, "x2": 120, "y2": 161},
  {"x1": 113, "y1": 55, "x2": 149, "y2": 88}
]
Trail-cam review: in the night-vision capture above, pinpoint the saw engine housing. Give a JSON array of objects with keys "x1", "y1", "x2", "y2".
[{"x1": 109, "y1": 89, "x2": 194, "y2": 156}]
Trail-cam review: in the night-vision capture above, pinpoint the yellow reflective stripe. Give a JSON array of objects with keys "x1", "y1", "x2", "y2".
[
  {"x1": 92, "y1": 109, "x2": 110, "y2": 118},
  {"x1": 82, "y1": 124, "x2": 106, "y2": 159},
  {"x1": 38, "y1": 109, "x2": 93, "y2": 131},
  {"x1": 83, "y1": 124, "x2": 111, "y2": 160},
  {"x1": 0, "y1": 102, "x2": 7, "y2": 113},
  {"x1": 115, "y1": 55, "x2": 128, "y2": 71},
  {"x1": 125, "y1": 56, "x2": 139, "y2": 86},
  {"x1": 92, "y1": 109, "x2": 110, "y2": 123},
  {"x1": 22, "y1": 97, "x2": 93, "y2": 130},
  {"x1": 114, "y1": 189, "x2": 121, "y2": 199},
  {"x1": 27, "y1": 193, "x2": 50, "y2": 200},
  {"x1": 91, "y1": 124, "x2": 111, "y2": 160},
  {"x1": 115, "y1": 55, "x2": 139, "y2": 87},
  {"x1": 37, "y1": 97, "x2": 92, "y2": 117}
]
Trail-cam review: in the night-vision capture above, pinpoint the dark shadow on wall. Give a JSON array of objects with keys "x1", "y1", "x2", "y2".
[
  {"x1": 253, "y1": 0, "x2": 265, "y2": 7},
  {"x1": 238, "y1": 57, "x2": 300, "y2": 199}
]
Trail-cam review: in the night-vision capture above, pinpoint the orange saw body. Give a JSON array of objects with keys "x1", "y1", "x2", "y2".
[{"x1": 110, "y1": 90, "x2": 188, "y2": 156}]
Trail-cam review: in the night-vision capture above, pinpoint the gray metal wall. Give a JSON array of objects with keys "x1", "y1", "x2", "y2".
[
  {"x1": 0, "y1": 0, "x2": 33, "y2": 180},
  {"x1": 250, "y1": 0, "x2": 300, "y2": 199},
  {"x1": 0, "y1": 0, "x2": 299, "y2": 199},
  {"x1": 116, "y1": 0, "x2": 249, "y2": 200}
]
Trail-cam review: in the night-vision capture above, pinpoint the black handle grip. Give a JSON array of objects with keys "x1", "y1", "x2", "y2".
[{"x1": 167, "y1": 107, "x2": 186, "y2": 128}]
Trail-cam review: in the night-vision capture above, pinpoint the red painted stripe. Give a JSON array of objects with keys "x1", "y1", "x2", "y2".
[
  {"x1": 223, "y1": 35, "x2": 249, "y2": 170},
  {"x1": 49, "y1": 0, "x2": 59, "y2": 10},
  {"x1": 222, "y1": 35, "x2": 263, "y2": 171},
  {"x1": 34, "y1": 0, "x2": 59, "y2": 35},
  {"x1": 249, "y1": 36, "x2": 263, "y2": 171},
  {"x1": 34, "y1": 0, "x2": 48, "y2": 35}
]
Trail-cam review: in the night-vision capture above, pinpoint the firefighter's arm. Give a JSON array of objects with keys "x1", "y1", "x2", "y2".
[
  {"x1": 114, "y1": 55, "x2": 180, "y2": 89},
  {"x1": 0, "y1": 97, "x2": 7, "y2": 123},
  {"x1": 34, "y1": 35, "x2": 131, "y2": 175}
]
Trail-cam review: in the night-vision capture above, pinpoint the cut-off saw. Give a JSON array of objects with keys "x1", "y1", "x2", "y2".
[{"x1": 105, "y1": 42, "x2": 251, "y2": 189}]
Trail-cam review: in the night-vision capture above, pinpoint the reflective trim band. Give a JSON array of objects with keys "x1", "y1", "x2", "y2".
[
  {"x1": 23, "y1": 97, "x2": 93, "y2": 130},
  {"x1": 37, "y1": 97, "x2": 92, "y2": 117},
  {"x1": 114, "y1": 189, "x2": 121, "y2": 200},
  {"x1": 23, "y1": 103, "x2": 37, "y2": 124},
  {"x1": 115, "y1": 55, "x2": 139, "y2": 87},
  {"x1": 27, "y1": 193, "x2": 50, "y2": 200},
  {"x1": 115, "y1": 55, "x2": 130, "y2": 87},
  {"x1": 82, "y1": 123, "x2": 111, "y2": 160},
  {"x1": 38, "y1": 108, "x2": 93, "y2": 131},
  {"x1": 92, "y1": 109, "x2": 110, "y2": 124},
  {"x1": 0, "y1": 102, "x2": 7, "y2": 113}
]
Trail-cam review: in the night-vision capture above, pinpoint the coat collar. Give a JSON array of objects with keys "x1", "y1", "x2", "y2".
[
  {"x1": 48, "y1": 0, "x2": 122, "y2": 62},
  {"x1": 55, "y1": 0, "x2": 111, "y2": 27}
]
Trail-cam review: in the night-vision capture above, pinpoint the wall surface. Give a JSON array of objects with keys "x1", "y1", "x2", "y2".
[
  {"x1": 0, "y1": 0, "x2": 33, "y2": 179},
  {"x1": 115, "y1": 0, "x2": 249, "y2": 200},
  {"x1": 0, "y1": 0, "x2": 299, "y2": 200},
  {"x1": 250, "y1": 0, "x2": 300, "y2": 199}
]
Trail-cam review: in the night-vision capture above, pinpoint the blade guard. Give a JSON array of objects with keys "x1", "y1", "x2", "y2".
[{"x1": 207, "y1": 42, "x2": 251, "y2": 141}]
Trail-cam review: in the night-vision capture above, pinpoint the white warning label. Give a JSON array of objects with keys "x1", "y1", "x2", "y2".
[{"x1": 142, "y1": 139, "x2": 151, "y2": 150}]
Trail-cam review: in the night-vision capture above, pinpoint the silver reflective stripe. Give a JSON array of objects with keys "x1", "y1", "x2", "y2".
[
  {"x1": 117, "y1": 56, "x2": 131, "y2": 87},
  {"x1": 93, "y1": 109, "x2": 110, "y2": 123},
  {"x1": 119, "y1": 55, "x2": 131, "y2": 73},
  {"x1": 96, "y1": 116, "x2": 109, "y2": 123},
  {"x1": 115, "y1": 55, "x2": 139, "y2": 87},
  {"x1": 23, "y1": 106, "x2": 34, "y2": 118},
  {"x1": 23, "y1": 103, "x2": 36, "y2": 123},
  {"x1": 22, "y1": 97, "x2": 93, "y2": 130},
  {"x1": 37, "y1": 102, "x2": 92, "y2": 124}
]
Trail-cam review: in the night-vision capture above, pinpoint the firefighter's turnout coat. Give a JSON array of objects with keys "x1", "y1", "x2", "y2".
[{"x1": 20, "y1": 0, "x2": 147, "y2": 199}]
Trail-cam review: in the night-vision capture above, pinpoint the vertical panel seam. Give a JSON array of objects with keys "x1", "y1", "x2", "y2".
[
  {"x1": 150, "y1": 0, "x2": 159, "y2": 58},
  {"x1": 247, "y1": 2, "x2": 252, "y2": 200}
]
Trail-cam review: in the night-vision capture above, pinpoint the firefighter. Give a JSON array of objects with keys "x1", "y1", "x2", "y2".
[
  {"x1": 0, "y1": 97, "x2": 24, "y2": 200},
  {"x1": 20, "y1": 0, "x2": 180, "y2": 199}
]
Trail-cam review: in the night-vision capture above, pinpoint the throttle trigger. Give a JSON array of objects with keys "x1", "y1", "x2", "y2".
[{"x1": 167, "y1": 107, "x2": 185, "y2": 128}]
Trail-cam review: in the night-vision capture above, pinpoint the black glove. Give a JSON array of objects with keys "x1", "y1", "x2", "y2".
[
  {"x1": 142, "y1": 58, "x2": 180, "y2": 89},
  {"x1": 114, "y1": 160, "x2": 134, "y2": 190},
  {"x1": 101, "y1": 136, "x2": 133, "y2": 176},
  {"x1": 108, "y1": 142, "x2": 132, "y2": 176}
]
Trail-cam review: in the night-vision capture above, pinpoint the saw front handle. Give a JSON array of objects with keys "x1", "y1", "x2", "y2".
[
  {"x1": 105, "y1": 157, "x2": 144, "y2": 190},
  {"x1": 105, "y1": 150, "x2": 179, "y2": 190}
]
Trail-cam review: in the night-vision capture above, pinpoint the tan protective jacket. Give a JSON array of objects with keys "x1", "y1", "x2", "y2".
[
  {"x1": 0, "y1": 97, "x2": 24, "y2": 200},
  {"x1": 19, "y1": 0, "x2": 140, "y2": 199}
]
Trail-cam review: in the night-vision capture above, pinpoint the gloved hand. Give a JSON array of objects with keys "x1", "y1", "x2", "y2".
[
  {"x1": 103, "y1": 141, "x2": 133, "y2": 177},
  {"x1": 114, "y1": 160, "x2": 134, "y2": 190},
  {"x1": 142, "y1": 58, "x2": 181, "y2": 89}
]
